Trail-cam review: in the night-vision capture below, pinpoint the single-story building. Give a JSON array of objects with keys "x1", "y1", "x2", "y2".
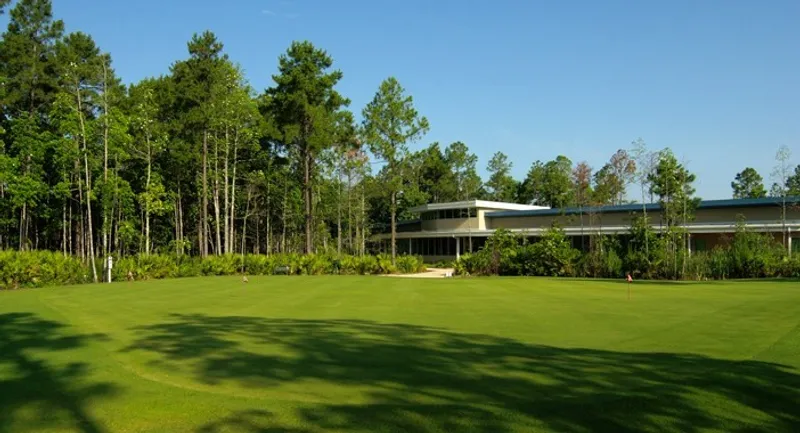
[{"x1": 377, "y1": 197, "x2": 800, "y2": 262}]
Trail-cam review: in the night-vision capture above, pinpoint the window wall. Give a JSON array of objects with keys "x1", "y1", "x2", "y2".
[{"x1": 421, "y1": 208, "x2": 478, "y2": 221}]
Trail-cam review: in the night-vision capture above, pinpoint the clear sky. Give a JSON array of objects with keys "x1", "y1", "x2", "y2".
[{"x1": 22, "y1": 0, "x2": 800, "y2": 199}]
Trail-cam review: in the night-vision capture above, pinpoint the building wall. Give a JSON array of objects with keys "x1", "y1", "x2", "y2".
[
  {"x1": 487, "y1": 205, "x2": 800, "y2": 231},
  {"x1": 694, "y1": 207, "x2": 799, "y2": 224},
  {"x1": 487, "y1": 213, "x2": 634, "y2": 230},
  {"x1": 421, "y1": 217, "x2": 480, "y2": 232}
]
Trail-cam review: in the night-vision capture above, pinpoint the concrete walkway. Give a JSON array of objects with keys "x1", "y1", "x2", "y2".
[{"x1": 387, "y1": 268, "x2": 455, "y2": 278}]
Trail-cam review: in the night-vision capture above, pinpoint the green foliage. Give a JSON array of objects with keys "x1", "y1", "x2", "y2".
[
  {"x1": 542, "y1": 156, "x2": 574, "y2": 208},
  {"x1": 445, "y1": 141, "x2": 482, "y2": 201},
  {"x1": 395, "y1": 255, "x2": 426, "y2": 274},
  {"x1": 2, "y1": 252, "x2": 426, "y2": 288},
  {"x1": 520, "y1": 227, "x2": 580, "y2": 277},
  {"x1": 485, "y1": 152, "x2": 517, "y2": 203},
  {"x1": 731, "y1": 167, "x2": 767, "y2": 199},
  {"x1": 455, "y1": 227, "x2": 578, "y2": 277},
  {"x1": 361, "y1": 77, "x2": 429, "y2": 258},
  {"x1": 580, "y1": 247, "x2": 623, "y2": 279},
  {"x1": 453, "y1": 252, "x2": 491, "y2": 276},
  {"x1": 624, "y1": 216, "x2": 661, "y2": 278},
  {"x1": 0, "y1": 250, "x2": 88, "y2": 289},
  {"x1": 727, "y1": 223, "x2": 785, "y2": 278}
]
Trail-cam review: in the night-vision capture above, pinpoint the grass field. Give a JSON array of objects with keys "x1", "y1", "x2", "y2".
[{"x1": 1, "y1": 276, "x2": 800, "y2": 433}]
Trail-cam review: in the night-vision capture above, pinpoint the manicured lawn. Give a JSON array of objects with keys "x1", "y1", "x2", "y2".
[{"x1": 1, "y1": 277, "x2": 800, "y2": 432}]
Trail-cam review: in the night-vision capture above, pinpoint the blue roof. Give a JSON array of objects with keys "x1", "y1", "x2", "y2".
[{"x1": 487, "y1": 196, "x2": 800, "y2": 218}]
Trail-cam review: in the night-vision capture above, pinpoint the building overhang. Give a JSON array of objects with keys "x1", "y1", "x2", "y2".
[
  {"x1": 408, "y1": 200, "x2": 548, "y2": 214},
  {"x1": 373, "y1": 220, "x2": 800, "y2": 240}
]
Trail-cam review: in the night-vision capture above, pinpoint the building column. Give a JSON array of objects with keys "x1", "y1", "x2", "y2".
[
  {"x1": 409, "y1": 238, "x2": 413, "y2": 255},
  {"x1": 455, "y1": 237, "x2": 461, "y2": 261},
  {"x1": 687, "y1": 233, "x2": 692, "y2": 256},
  {"x1": 788, "y1": 228, "x2": 793, "y2": 257}
]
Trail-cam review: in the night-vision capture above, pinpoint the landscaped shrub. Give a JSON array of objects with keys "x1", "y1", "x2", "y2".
[
  {"x1": 524, "y1": 228, "x2": 580, "y2": 277},
  {"x1": 685, "y1": 252, "x2": 711, "y2": 280},
  {"x1": 454, "y1": 227, "x2": 578, "y2": 277},
  {"x1": 1, "y1": 251, "x2": 430, "y2": 290},
  {"x1": 395, "y1": 255, "x2": 426, "y2": 274},
  {"x1": 300, "y1": 254, "x2": 333, "y2": 275},
  {"x1": 376, "y1": 254, "x2": 397, "y2": 274},
  {"x1": 776, "y1": 256, "x2": 800, "y2": 278},
  {"x1": 0, "y1": 250, "x2": 88, "y2": 289},
  {"x1": 453, "y1": 252, "x2": 492, "y2": 276},
  {"x1": 243, "y1": 254, "x2": 274, "y2": 275},
  {"x1": 580, "y1": 248, "x2": 623, "y2": 279},
  {"x1": 201, "y1": 255, "x2": 241, "y2": 276}
]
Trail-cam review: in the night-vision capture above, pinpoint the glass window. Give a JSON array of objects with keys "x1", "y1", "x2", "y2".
[{"x1": 694, "y1": 239, "x2": 707, "y2": 252}]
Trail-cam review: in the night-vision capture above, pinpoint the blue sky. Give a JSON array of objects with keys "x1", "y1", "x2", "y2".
[{"x1": 23, "y1": 1, "x2": 800, "y2": 198}]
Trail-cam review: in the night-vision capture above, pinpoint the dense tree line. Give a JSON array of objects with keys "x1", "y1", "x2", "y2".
[{"x1": 1, "y1": 0, "x2": 798, "y2": 267}]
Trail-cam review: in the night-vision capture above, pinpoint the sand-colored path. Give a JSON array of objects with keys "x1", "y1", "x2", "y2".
[{"x1": 386, "y1": 268, "x2": 455, "y2": 278}]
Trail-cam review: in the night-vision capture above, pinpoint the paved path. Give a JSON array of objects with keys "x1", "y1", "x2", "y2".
[{"x1": 387, "y1": 268, "x2": 455, "y2": 278}]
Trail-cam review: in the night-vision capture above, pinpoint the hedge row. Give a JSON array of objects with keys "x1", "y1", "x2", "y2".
[
  {"x1": 454, "y1": 227, "x2": 800, "y2": 280},
  {"x1": 0, "y1": 251, "x2": 426, "y2": 289}
]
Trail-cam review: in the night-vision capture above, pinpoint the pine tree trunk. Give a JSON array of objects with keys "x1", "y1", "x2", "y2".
[
  {"x1": 77, "y1": 182, "x2": 84, "y2": 260},
  {"x1": 19, "y1": 204, "x2": 26, "y2": 251},
  {"x1": 177, "y1": 185, "x2": 184, "y2": 256},
  {"x1": 282, "y1": 178, "x2": 288, "y2": 253},
  {"x1": 115, "y1": 195, "x2": 121, "y2": 255},
  {"x1": 223, "y1": 128, "x2": 230, "y2": 254},
  {"x1": 229, "y1": 131, "x2": 238, "y2": 256},
  {"x1": 391, "y1": 190, "x2": 397, "y2": 263},
  {"x1": 213, "y1": 134, "x2": 222, "y2": 255},
  {"x1": 266, "y1": 179, "x2": 272, "y2": 255},
  {"x1": 174, "y1": 193, "x2": 180, "y2": 256},
  {"x1": 62, "y1": 201, "x2": 67, "y2": 256},
  {"x1": 102, "y1": 61, "x2": 110, "y2": 258},
  {"x1": 145, "y1": 138, "x2": 152, "y2": 255},
  {"x1": 337, "y1": 168, "x2": 342, "y2": 256},
  {"x1": 75, "y1": 83, "x2": 98, "y2": 282},
  {"x1": 68, "y1": 198, "x2": 74, "y2": 256},
  {"x1": 347, "y1": 171, "x2": 353, "y2": 254},
  {"x1": 201, "y1": 131, "x2": 209, "y2": 257},
  {"x1": 242, "y1": 186, "x2": 252, "y2": 262},
  {"x1": 361, "y1": 183, "x2": 366, "y2": 256},
  {"x1": 304, "y1": 148, "x2": 313, "y2": 254}
]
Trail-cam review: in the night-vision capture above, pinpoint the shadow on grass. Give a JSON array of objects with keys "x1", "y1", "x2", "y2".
[
  {"x1": 0, "y1": 313, "x2": 117, "y2": 433},
  {"x1": 127, "y1": 314, "x2": 800, "y2": 433}
]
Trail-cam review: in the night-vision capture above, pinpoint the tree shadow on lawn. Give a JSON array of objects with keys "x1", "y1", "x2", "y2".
[
  {"x1": 126, "y1": 314, "x2": 800, "y2": 433},
  {"x1": 0, "y1": 313, "x2": 118, "y2": 433}
]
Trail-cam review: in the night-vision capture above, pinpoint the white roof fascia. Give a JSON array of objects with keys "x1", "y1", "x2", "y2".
[
  {"x1": 408, "y1": 200, "x2": 547, "y2": 213},
  {"x1": 374, "y1": 220, "x2": 800, "y2": 240}
]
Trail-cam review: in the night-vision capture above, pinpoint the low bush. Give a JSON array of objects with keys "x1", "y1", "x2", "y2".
[
  {"x1": 0, "y1": 250, "x2": 89, "y2": 289},
  {"x1": 395, "y1": 255, "x2": 426, "y2": 274},
  {"x1": 580, "y1": 248, "x2": 623, "y2": 279},
  {"x1": 1, "y1": 252, "x2": 428, "y2": 289},
  {"x1": 455, "y1": 227, "x2": 579, "y2": 277}
]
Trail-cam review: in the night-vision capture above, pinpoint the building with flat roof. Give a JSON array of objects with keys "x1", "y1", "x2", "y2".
[{"x1": 378, "y1": 197, "x2": 800, "y2": 262}]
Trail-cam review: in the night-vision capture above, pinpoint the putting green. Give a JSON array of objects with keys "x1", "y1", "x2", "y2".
[{"x1": 1, "y1": 276, "x2": 799, "y2": 432}]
